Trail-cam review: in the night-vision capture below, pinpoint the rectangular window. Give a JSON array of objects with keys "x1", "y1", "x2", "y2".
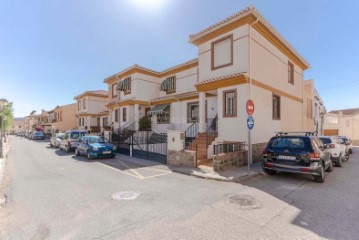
[
  {"x1": 187, "y1": 102, "x2": 199, "y2": 123},
  {"x1": 97, "y1": 118, "x2": 100, "y2": 126},
  {"x1": 112, "y1": 83, "x2": 117, "y2": 98},
  {"x1": 273, "y1": 95, "x2": 281, "y2": 120},
  {"x1": 288, "y1": 61, "x2": 294, "y2": 84},
  {"x1": 79, "y1": 118, "x2": 81, "y2": 126},
  {"x1": 115, "y1": 109, "x2": 119, "y2": 122},
  {"x1": 223, "y1": 89, "x2": 237, "y2": 117},
  {"x1": 78, "y1": 101, "x2": 81, "y2": 110},
  {"x1": 211, "y1": 35, "x2": 233, "y2": 70},
  {"x1": 83, "y1": 99, "x2": 86, "y2": 109},
  {"x1": 163, "y1": 76, "x2": 176, "y2": 94},
  {"x1": 124, "y1": 77, "x2": 131, "y2": 95},
  {"x1": 122, "y1": 108, "x2": 127, "y2": 122},
  {"x1": 157, "y1": 106, "x2": 170, "y2": 124},
  {"x1": 103, "y1": 117, "x2": 108, "y2": 127},
  {"x1": 82, "y1": 118, "x2": 84, "y2": 126}
]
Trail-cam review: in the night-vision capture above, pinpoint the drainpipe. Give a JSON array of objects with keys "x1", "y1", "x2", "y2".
[{"x1": 247, "y1": 18, "x2": 259, "y2": 172}]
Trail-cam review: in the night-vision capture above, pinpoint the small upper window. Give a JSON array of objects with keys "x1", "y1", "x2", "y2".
[
  {"x1": 288, "y1": 61, "x2": 294, "y2": 84},
  {"x1": 112, "y1": 83, "x2": 117, "y2": 98},
  {"x1": 122, "y1": 108, "x2": 127, "y2": 122},
  {"x1": 212, "y1": 35, "x2": 233, "y2": 70},
  {"x1": 273, "y1": 95, "x2": 281, "y2": 120},
  {"x1": 160, "y1": 76, "x2": 176, "y2": 94},
  {"x1": 83, "y1": 99, "x2": 86, "y2": 109}
]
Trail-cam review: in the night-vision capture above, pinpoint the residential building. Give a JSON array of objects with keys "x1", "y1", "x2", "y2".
[
  {"x1": 74, "y1": 90, "x2": 109, "y2": 133},
  {"x1": 51, "y1": 103, "x2": 78, "y2": 133},
  {"x1": 303, "y1": 80, "x2": 326, "y2": 134},
  {"x1": 9, "y1": 117, "x2": 25, "y2": 134},
  {"x1": 104, "y1": 6, "x2": 311, "y2": 163},
  {"x1": 323, "y1": 109, "x2": 359, "y2": 145}
]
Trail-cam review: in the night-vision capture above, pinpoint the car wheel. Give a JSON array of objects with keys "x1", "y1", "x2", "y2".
[
  {"x1": 50, "y1": 142, "x2": 53, "y2": 147},
  {"x1": 336, "y1": 154, "x2": 343, "y2": 167},
  {"x1": 314, "y1": 162, "x2": 325, "y2": 183},
  {"x1": 66, "y1": 144, "x2": 71, "y2": 153},
  {"x1": 75, "y1": 148, "x2": 80, "y2": 156},
  {"x1": 326, "y1": 161, "x2": 333, "y2": 172},
  {"x1": 349, "y1": 149, "x2": 353, "y2": 154},
  {"x1": 111, "y1": 153, "x2": 116, "y2": 158},
  {"x1": 87, "y1": 151, "x2": 91, "y2": 159},
  {"x1": 264, "y1": 168, "x2": 277, "y2": 175}
]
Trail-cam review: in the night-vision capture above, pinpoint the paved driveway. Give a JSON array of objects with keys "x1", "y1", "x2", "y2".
[{"x1": 0, "y1": 136, "x2": 358, "y2": 239}]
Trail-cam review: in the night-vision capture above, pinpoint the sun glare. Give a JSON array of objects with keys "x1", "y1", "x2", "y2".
[{"x1": 129, "y1": 0, "x2": 167, "y2": 10}]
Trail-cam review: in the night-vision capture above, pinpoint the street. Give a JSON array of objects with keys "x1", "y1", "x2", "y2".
[{"x1": 1, "y1": 136, "x2": 359, "y2": 240}]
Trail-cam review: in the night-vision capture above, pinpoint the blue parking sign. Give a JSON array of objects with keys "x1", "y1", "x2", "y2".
[{"x1": 247, "y1": 116, "x2": 254, "y2": 130}]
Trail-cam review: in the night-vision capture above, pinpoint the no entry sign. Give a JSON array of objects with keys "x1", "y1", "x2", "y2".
[{"x1": 246, "y1": 100, "x2": 254, "y2": 116}]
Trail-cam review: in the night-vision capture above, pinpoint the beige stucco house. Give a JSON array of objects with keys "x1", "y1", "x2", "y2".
[
  {"x1": 74, "y1": 90, "x2": 109, "y2": 133},
  {"x1": 104, "y1": 6, "x2": 311, "y2": 163},
  {"x1": 9, "y1": 117, "x2": 25, "y2": 134},
  {"x1": 303, "y1": 80, "x2": 326, "y2": 134},
  {"x1": 323, "y1": 109, "x2": 359, "y2": 145},
  {"x1": 51, "y1": 103, "x2": 78, "y2": 133}
]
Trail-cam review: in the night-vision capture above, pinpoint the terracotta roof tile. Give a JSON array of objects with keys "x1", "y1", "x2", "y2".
[{"x1": 195, "y1": 73, "x2": 246, "y2": 86}]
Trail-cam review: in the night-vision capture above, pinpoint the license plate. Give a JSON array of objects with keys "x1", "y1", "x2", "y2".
[
  {"x1": 278, "y1": 155, "x2": 296, "y2": 161},
  {"x1": 103, "y1": 151, "x2": 111, "y2": 154}
]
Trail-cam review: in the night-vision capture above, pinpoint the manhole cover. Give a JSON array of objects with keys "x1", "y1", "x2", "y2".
[
  {"x1": 111, "y1": 191, "x2": 141, "y2": 200},
  {"x1": 226, "y1": 194, "x2": 262, "y2": 210}
]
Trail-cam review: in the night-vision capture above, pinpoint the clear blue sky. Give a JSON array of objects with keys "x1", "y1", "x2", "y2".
[{"x1": 1, "y1": 0, "x2": 358, "y2": 117}]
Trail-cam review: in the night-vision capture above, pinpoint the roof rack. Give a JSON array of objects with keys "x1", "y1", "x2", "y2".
[{"x1": 275, "y1": 131, "x2": 318, "y2": 137}]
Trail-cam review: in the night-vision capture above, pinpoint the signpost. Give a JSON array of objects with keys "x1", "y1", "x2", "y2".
[{"x1": 246, "y1": 100, "x2": 254, "y2": 171}]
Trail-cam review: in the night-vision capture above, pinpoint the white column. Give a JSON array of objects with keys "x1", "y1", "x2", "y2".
[
  {"x1": 199, "y1": 92, "x2": 206, "y2": 133},
  {"x1": 134, "y1": 104, "x2": 140, "y2": 131}
]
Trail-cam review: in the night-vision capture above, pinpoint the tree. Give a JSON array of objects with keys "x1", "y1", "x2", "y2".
[{"x1": 0, "y1": 102, "x2": 14, "y2": 131}]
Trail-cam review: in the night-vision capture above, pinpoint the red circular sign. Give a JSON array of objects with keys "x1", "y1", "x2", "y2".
[{"x1": 246, "y1": 100, "x2": 254, "y2": 115}]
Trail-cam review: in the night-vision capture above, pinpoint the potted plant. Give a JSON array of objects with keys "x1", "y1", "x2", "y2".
[{"x1": 139, "y1": 116, "x2": 151, "y2": 131}]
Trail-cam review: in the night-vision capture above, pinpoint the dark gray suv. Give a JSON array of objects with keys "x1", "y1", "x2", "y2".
[{"x1": 262, "y1": 132, "x2": 333, "y2": 183}]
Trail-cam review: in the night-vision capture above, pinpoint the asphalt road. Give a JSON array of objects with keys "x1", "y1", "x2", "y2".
[{"x1": 1, "y1": 136, "x2": 359, "y2": 240}]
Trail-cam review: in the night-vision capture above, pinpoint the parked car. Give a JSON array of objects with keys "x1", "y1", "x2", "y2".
[
  {"x1": 50, "y1": 133, "x2": 65, "y2": 148},
  {"x1": 337, "y1": 136, "x2": 353, "y2": 155},
  {"x1": 262, "y1": 132, "x2": 332, "y2": 183},
  {"x1": 26, "y1": 131, "x2": 33, "y2": 138},
  {"x1": 31, "y1": 131, "x2": 45, "y2": 140},
  {"x1": 75, "y1": 135, "x2": 116, "y2": 159},
  {"x1": 319, "y1": 136, "x2": 347, "y2": 167},
  {"x1": 59, "y1": 130, "x2": 87, "y2": 152}
]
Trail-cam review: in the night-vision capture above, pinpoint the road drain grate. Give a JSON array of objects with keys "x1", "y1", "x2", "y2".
[
  {"x1": 111, "y1": 191, "x2": 141, "y2": 200},
  {"x1": 226, "y1": 194, "x2": 262, "y2": 210}
]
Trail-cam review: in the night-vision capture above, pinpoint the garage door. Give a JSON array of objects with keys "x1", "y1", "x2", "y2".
[{"x1": 323, "y1": 129, "x2": 338, "y2": 136}]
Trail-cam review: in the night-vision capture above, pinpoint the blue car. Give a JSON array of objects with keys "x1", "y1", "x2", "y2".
[
  {"x1": 32, "y1": 131, "x2": 45, "y2": 140},
  {"x1": 75, "y1": 136, "x2": 116, "y2": 159}
]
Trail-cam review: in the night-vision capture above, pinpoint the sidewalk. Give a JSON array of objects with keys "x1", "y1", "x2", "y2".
[
  {"x1": 0, "y1": 138, "x2": 10, "y2": 186},
  {"x1": 115, "y1": 154, "x2": 264, "y2": 182}
]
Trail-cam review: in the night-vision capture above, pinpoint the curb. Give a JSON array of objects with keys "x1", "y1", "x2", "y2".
[{"x1": 172, "y1": 168, "x2": 264, "y2": 183}]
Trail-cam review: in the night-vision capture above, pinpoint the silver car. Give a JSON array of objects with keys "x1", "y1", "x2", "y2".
[
  {"x1": 50, "y1": 133, "x2": 65, "y2": 148},
  {"x1": 59, "y1": 130, "x2": 87, "y2": 152}
]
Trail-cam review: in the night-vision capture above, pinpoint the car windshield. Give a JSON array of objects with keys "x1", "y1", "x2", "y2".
[
  {"x1": 34, "y1": 132, "x2": 43, "y2": 135},
  {"x1": 70, "y1": 132, "x2": 86, "y2": 139},
  {"x1": 56, "y1": 134, "x2": 64, "y2": 140},
  {"x1": 269, "y1": 137, "x2": 308, "y2": 150},
  {"x1": 88, "y1": 136, "x2": 107, "y2": 144},
  {"x1": 319, "y1": 138, "x2": 332, "y2": 144}
]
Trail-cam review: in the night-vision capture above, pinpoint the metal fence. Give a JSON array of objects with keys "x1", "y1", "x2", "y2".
[{"x1": 213, "y1": 142, "x2": 246, "y2": 156}]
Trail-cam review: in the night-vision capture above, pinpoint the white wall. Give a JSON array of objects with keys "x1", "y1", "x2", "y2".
[{"x1": 198, "y1": 25, "x2": 249, "y2": 82}]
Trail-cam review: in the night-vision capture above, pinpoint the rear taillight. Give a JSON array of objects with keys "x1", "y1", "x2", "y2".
[
  {"x1": 330, "y1": 144, "x2": 336, "y2": 148},
  {"x1": 262, "y1": 149, "x2": 267, "y2": 157},
  {"x1": 266, "y1": 163, "x2": 273, "y2": 168},
  {"x1": 309, "y1": 150, "x2": 320, "y2": 160},
  {"x1": 302, "y1": 168, "x2": 310, "y2": 172}
]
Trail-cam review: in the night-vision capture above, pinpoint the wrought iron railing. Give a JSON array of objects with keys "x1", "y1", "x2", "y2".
[
  {"x1": 206, "y1": 116, "x2": 218, "y2": 146},
  {"x1": 213, "y1": 142, "x2": 246, "y2": 156}
]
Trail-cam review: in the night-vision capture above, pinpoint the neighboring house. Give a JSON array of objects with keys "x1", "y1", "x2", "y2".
[
  {"x1": 51, "y1": 103, "x2": 78, "y2": 133},
  {"x1": 24, "y1": 110, "x2": 51, "y2": 133},
  {"x1": 323, "y1": 109, "x2": 359, "y2": 145},
  {"x1": 104, "y1": 6, "x2": 310, "y2": 163},
  {"x1": 74, "y1": 90, "x2": 109, "y2": 133},
  {"x1": 104, "y1": 60, "x2": 199, "y2": 132},
  {"x1": 9, "y1": 117, "x2": 25, "y2": 134},
  {"x1": 303, "y1": 80, "x2": 326, "y2": 134}
]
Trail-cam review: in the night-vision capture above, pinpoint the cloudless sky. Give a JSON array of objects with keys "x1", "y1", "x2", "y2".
[{"x1": 1, "y1": 0, "x2": 359, "y2": 117}]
